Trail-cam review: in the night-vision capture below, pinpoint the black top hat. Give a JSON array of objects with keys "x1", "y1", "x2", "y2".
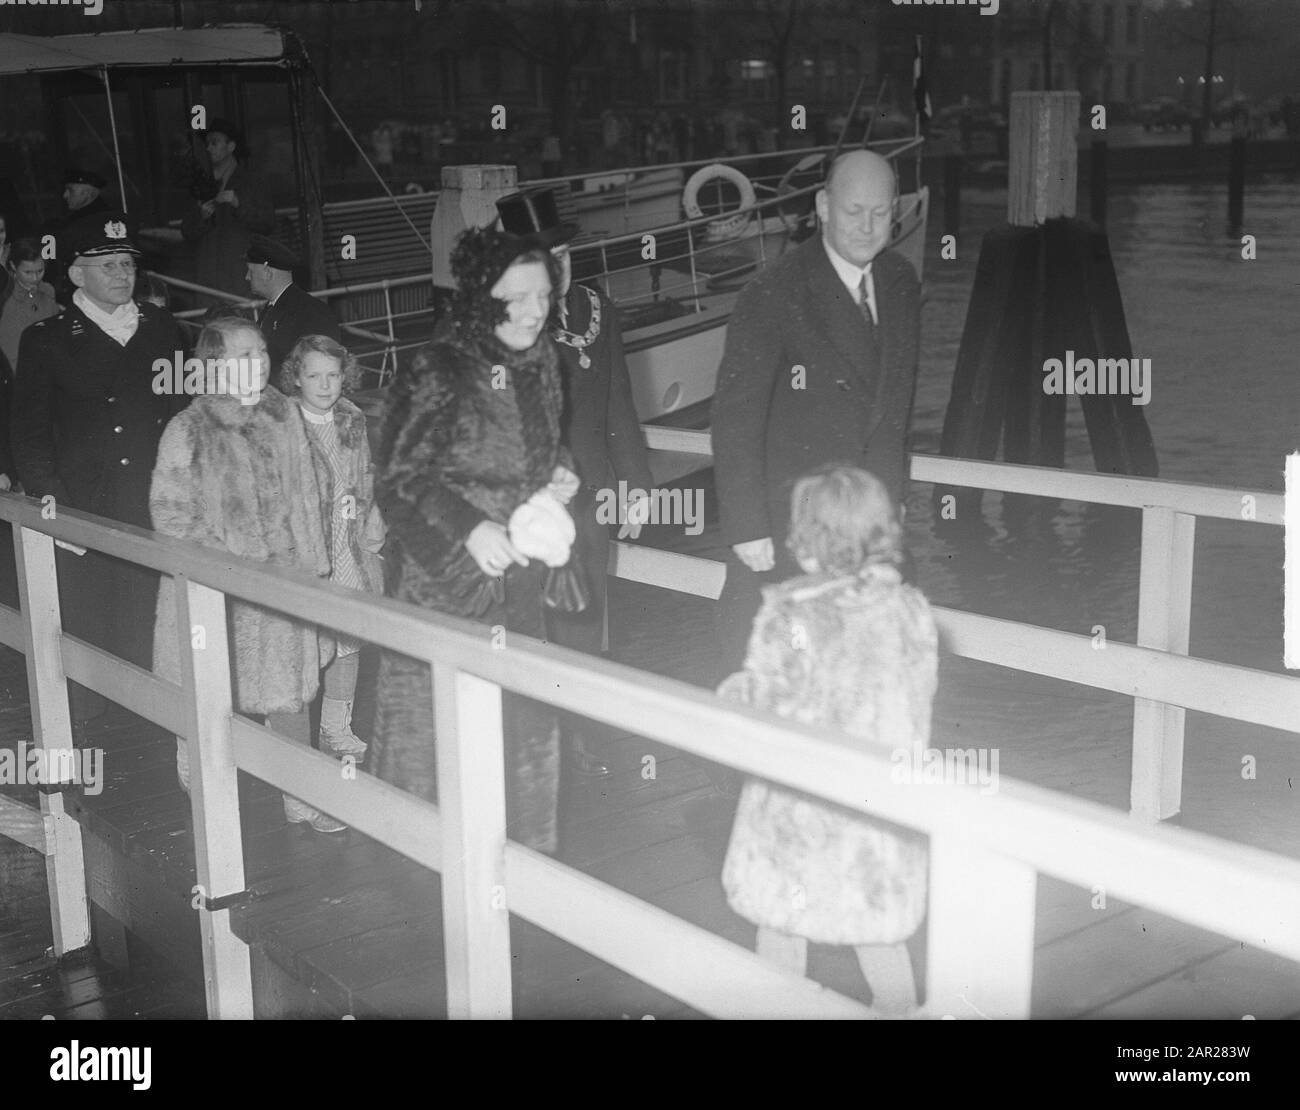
[
  {"x1": 67, "y1": 214, "x2": 141, "y2": 260},
  {"x1": 246, "y1": 235, "x2": 299, "y2": 272},
  {"x1": 63, "y1": 167, "x2": 106, "y2": 189},
  {"x1": 496, "y1": 188, "x2": 580, "y2": 248}
]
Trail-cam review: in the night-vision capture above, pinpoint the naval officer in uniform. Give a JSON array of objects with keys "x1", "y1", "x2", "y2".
[
  {"x1": 497, "y1": 187, "x2": 655, "y2": 778},
  {"x1": 245, "y1": 235, "x2": 340, "y2": 372},
  {"x1": 10, "y1": 216, "x2": 185, "y2": 722}
]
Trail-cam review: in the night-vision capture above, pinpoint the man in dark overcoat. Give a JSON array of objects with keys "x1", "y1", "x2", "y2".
[
  {"x1": 246, "y1": 235, "x2": 340, "y2": 372},
  {"x1": 498, "y1": 188, "x2": 655, "y2": 777},
  {"x1": 40, "y1": 168, "x2": 118, "y2": 304},
  {"x1": 710, "y1": 149, "x2": 922, "y2": 680},
  {"x1": 181, "y1": 118, "x2": 276, "y2": 302},
  {"x1": 10, "y1": 217, "x2": 184, "y2": 722}
]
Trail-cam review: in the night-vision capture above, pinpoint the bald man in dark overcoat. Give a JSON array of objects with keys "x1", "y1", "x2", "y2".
[{"x1": 710, "y1": 150, "x2": 923, "y2": 681}]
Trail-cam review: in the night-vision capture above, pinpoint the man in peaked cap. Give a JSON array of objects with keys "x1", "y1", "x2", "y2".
[
  {"x1": 498, "y1": 187, "x2": 654, "y2": 782},
  {"x1": 10, "y1": 215, "x2": 185, "y2": 724},
  {"x1": 246, "y1": 235, "x2": 340, "y2": 372}
]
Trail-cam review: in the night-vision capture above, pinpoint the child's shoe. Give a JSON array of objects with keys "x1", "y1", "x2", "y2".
[{"x1": 283, "y1": 795, "x2": 347, "y2": 834}]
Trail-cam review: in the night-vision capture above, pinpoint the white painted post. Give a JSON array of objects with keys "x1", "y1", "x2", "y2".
[
  {"x1": 925, "y1": 832, "x2": 1037, "y2": 1019},
  {"x1": 1131, "y1": 507, "x2": 1195, "y2": 821},
  {"x1": 1007, "y1": 91, "x2": 1080, "y2": 227},
  {"x1": 432, "y1": 662, "x2": 513, "y2": 1018},
  {"x1": 13, "y1": 526, "x2": 90, "y2": 955},
  {"x1": 178, "y1": 579, "x2": 254, "y2": 1018}
]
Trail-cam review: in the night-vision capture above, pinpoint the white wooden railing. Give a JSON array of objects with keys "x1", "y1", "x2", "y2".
[
  {"x1": 0, "y1": 456, "x2": 1297, "y2": 1020},
  {"x1": 643, "y1": 430, "x2": 1294, "y2": 823}
]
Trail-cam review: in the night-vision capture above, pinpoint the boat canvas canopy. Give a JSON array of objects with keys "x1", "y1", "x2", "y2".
[{"x1": 0, "y1": 24, "x2": 290, "y2": 76}]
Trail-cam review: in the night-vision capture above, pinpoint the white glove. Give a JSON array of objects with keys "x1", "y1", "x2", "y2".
[{"x1": 508, "y1": 489, "x2": 575, "y2": 568}]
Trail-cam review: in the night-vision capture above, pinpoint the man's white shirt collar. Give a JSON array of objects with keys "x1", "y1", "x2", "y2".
[{"x1": 822, "y1": 238, "x2": 878, "y2": 326}]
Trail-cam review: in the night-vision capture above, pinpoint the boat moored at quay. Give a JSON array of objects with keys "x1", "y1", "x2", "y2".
[{"x1": 2, "y1": 19, "x2": 1299, "y2": 1032}]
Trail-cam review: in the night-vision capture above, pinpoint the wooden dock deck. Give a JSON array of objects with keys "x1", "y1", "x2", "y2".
[
  {"x1": 4, "y1": 548, "x2": 1300, "y2": 1018},
  {"x1": 3, "y1": 466, "x2": 1299, "y2": 1020}
]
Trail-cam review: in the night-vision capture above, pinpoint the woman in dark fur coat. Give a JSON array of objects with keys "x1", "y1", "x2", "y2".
[{"x1": 370, "y1": 227, "x2": 580, "y2": 854}]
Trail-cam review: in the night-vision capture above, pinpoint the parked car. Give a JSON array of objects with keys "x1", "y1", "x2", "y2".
[
  {"x1": 928, "y1": 102, "x2": 1007, "y2": 155},
  {"x1": 1136, "y1": 98, "x2": 1193, "y2": 131},
  {"x1": 1212, "y1": 93, "x2": 1251, "y2": 128}
]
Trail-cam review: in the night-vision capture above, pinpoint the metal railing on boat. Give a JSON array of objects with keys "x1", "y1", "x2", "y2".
[
  {"x1": 153, "y1": 135, "x2": 928, "y2": 390},
  {"x1": 0, "y1": 456, "x2": 1296, "y2": 1019}
]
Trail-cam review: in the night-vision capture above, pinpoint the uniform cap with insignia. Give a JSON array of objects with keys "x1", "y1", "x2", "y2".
[
  {"x1": 67, "y1": 214, "x2": 142, "y2": 261},
  {"x1": 63, "y1": 167, "x2": 107, "y2": 189},
  {"x1": 246, "y1": 235, "x2": 300, "y2": 273}
]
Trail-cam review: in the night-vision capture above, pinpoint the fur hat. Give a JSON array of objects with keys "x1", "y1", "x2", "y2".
[{"x1": 447, "y1": 226, "x2": 555, "y2": 342}]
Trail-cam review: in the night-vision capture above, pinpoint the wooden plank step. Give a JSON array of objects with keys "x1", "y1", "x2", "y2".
[
  {"x1": 1034, "y1": 875, "x2": 1135, "y2": 947},
  {"x1": 1095, "y1": 943, "x2": 1300, "y2": 1020},
  {"x1": 582, "y1": 825, "x2": 725, "y2": 901},
  {"x1": 1033, "y1": 907, "x2": 1238, "y2": 1018}
]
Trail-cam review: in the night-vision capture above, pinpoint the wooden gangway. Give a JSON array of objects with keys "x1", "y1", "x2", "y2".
[{"x1": 1, "y1": 454, "x2": 1299, "y2": 1019}]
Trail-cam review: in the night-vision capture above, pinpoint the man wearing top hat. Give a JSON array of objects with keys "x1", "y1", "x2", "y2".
[
  {"x1": 10, "y1": 216, "x2": 185, "y2": 723},
  {"x1": 246, "y1": 235, "x2": 340, "y2": 371},
  {"x1": 182, "y1": 118, "x2": 275, "y2": 302},
  {"x1": 497, "y1": 187, "x2": 654, "y2": 778}
]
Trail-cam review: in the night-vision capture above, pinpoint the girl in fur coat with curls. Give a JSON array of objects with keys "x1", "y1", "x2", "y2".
[
  {"x1": 278, "y1": 334, "x2": 385, "y2": 761},
  {"x1": 150, "y1": 317, "x2": 346, "y2": 833},
  {"x1": 719, "y1": 465, "x2": 937, "y2": 1014},
  {"x1": 370, "y1": 227, "x2": 580, "y2": 854}
]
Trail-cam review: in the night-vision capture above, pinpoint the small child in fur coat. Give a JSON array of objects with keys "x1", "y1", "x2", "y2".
[{"x1": 719, "y1": 464, "x2": 938, "y2": 1014}]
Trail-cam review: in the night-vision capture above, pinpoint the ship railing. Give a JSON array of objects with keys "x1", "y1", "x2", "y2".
[
  {"x1": 154, "y1": 176, "x2": 829, "y2": 389},
  {"x1": 153, "y1": 136, "x2": 926, "y2": 387},
  {"x1": 0, "y1": 457, "x2": 1298, "y2": 1019},
  {"x1": 641, "y1": 428, "x2": 1296, "y2": 823},
  {"x1": 269, "y1": 136, "x2": 925, "y2": 233}
]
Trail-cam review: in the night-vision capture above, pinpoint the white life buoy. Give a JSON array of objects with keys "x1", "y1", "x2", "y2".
[{"x1": 682, "y1": 163, "x2": 756, "y2": 240}]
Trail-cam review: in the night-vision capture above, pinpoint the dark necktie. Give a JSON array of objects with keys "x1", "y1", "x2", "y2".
[{"x1": 857, "y1": 272, "x2": 875, "y2": 330}]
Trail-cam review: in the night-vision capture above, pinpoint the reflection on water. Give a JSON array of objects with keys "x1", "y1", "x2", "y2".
[{"x1": 901, "y1": 178, "x2": 1300, "y2": 855}]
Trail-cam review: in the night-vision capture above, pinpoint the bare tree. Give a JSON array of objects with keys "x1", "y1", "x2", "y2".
[
  {"x1": 997, "y1": 0, "x2": 1105, "y2": 96},
  {"x1": 482, "y1": 0, "x2": 610, "y2": 146},
  {"x1": 1158, "y1": 0, "x2": 1256, "y2": 130},
  {"x1": 761, "y1": 0, "x2": 800, "y2": 147}
]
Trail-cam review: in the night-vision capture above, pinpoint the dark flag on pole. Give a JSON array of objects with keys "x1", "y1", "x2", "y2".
[{"x1": 913, "y1": 35, "x2": 932, "y2": 128}]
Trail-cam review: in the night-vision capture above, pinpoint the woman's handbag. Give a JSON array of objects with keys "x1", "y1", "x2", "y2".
[{"x1": 542, "y1": 548, "x2": 589, "y2": 614}]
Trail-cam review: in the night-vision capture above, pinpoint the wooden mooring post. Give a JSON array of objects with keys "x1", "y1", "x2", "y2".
[
  {"x1": 1090, "y1": 138, "x2": 1108, "y2": 228},
  {"x1": 943, "y1": 152, "x2": 963, "y2": 239},
  {"x1": 935, "y1": 91, "x2": 1157, "y2": 523},
  {"x1": 1228, "y1": 134, "x2": 1246, "y2": 233}
]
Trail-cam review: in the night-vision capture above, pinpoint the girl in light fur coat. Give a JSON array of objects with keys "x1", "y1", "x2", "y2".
[
  {"x1": 150, "y1": 317, "x2": 344, "y2": 833},
  {"x1": 278, "y1": 334, "x2": 385, "y2": 763},
  {"x1": 719, "y1": 465, "x2": 937, "y2": 1014}
]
